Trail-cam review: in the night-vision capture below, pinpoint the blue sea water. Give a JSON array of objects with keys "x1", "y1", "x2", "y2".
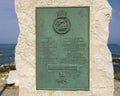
[
  {"x1": 0, "y1": 44, "x2": 16, "y2": 66},
  {"x1": 108, "y1": 44, "x2": 120, "y2": 58},
  {"x1": 108, "y1": 44, "x2": 120, "y2": 74}
]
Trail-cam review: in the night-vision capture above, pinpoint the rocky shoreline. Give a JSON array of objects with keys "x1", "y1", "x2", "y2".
[
  {"x1": 0, "y1": 65, "x2": 16, "y2": 73},
  {"x1": 113, "y1": 59, "x2": 120, "y2": 64}
]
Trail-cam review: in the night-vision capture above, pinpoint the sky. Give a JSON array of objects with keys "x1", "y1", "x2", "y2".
[
  {"x1": 108, "y1": 0, "x2": 120, "y2": 44},
  {"x1": 0, "y1": 0, "x2": 120, "y2": 44},
  {"x1": 0, "y1": 0, "x2": 19, "y2": 44}
]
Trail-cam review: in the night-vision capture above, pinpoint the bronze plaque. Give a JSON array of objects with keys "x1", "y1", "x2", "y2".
[{"x1": 36, "y1": 7, "x2": 89, "y2": 90}]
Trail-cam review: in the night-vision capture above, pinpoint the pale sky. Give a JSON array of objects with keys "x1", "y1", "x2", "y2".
[
  {"x1": 0, "y1": 0, "x2": 19, "y2": 44},
  {"x1": 0, "y1": 0, "x2": 120, "y2": 44},
  {"x1": 108, "y1": 0, "x2": 120, "y2": 44}
]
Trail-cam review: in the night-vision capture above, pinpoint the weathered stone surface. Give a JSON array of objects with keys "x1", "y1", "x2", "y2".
[
  {"x1": 6, "y1": 70, "x2": 19, "y2": 86},
  {"x1": 15, "y1": 0, "x2": 114, "y2": 96}
]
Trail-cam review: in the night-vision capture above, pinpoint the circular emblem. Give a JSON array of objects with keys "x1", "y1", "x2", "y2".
[{"x1": 53, "y1": 10, "x2": 71, "y2": 34}]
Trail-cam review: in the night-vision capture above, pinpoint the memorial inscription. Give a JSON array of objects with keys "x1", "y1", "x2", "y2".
[{"x1": 36, "y1": 7, "x2": 89, "y2": 90}]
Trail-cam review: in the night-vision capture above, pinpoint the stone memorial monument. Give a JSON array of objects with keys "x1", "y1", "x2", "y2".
[{"x1": 15, "y1": 0, "x2": 114, "y2": 96}]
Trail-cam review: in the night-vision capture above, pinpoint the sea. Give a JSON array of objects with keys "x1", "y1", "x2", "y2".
[
  {"x1": 0, "y1": 44, "x2": 120, "y2": 74},
  {"x1": 108, "y1": 44, "x2": 120, "y2": 74},
  {"x1": 0, "y1": 44, "x2": 16, "y2": 66}
]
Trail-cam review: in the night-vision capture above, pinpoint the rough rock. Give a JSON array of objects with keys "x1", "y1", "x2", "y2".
[
  {"x1": 15, "y1": 0, "x2": 114, "y2": 96},
  {"x1": 6, "y1": 70, "x2": 19, "y2": 86}
]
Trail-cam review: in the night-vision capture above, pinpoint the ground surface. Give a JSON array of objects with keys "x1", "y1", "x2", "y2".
[
  {"x1": 0, "y1": 76, "x2": 120, "y2": 96},
  {"x1": 114, "y1": 80, "x2": 120, "y2": 96},
  {"x1": 0, "y1": 73, "x2": 18, "y2": 96}
]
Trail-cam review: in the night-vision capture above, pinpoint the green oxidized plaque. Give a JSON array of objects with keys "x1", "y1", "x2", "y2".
[{"x1": 36, "y1": 7, "x2": 89, "y2": 90}]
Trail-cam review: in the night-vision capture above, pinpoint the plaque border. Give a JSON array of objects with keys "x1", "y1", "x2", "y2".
[{"x1": 36, "y1": 6, "x2": 90, "y2": 91}]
